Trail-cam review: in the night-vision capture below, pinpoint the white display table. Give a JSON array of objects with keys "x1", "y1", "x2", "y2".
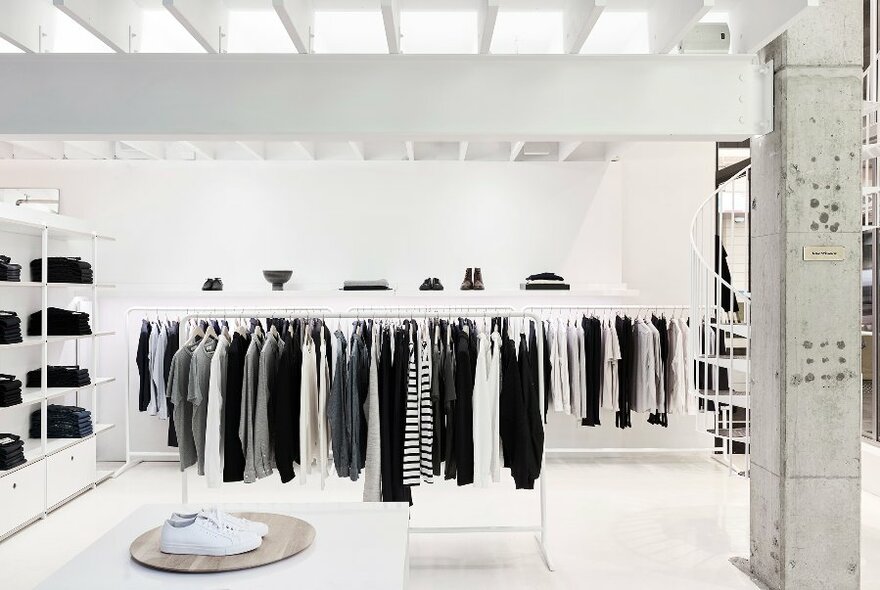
[{"x1": 36, "y1": 502, "x2": 410, "y2": 589}]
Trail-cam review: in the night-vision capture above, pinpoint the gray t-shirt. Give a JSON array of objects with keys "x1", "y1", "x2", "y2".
[
  {"x1": 188, "y1": 336, "x2": 217, "y2": 476},
  {"x1": 254, "y1": 332, "x2": 283, "y2": 480},
  {"x1": 167, "y1": 339, "x2": 199, "y2": 471},
  {"x1": 241, "y1": 331, "x2": 264, "y2": 483}
]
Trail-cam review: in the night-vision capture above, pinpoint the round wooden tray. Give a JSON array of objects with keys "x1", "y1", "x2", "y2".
[{"x1": 130, "y1": 512, "x2": 316, "y2": 573}]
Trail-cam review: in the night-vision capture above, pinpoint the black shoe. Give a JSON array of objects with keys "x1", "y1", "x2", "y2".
[
  {"x1": 202, "y1": 278, "x2": 213, "y2": 291},
  {"x1": 460, "y1": 268, "x2": 473, "y2": 290},
  {"x1": 473, "y1": 268, "x2": 484, "y2": 290},
  {"x1": 419, "y1": 278, "x2": 433, "y2": 291},
  {"x1": 432, "y1": 278, "x2": 444, "y2": 290},
  {"x1": 210, "y1": 278, "x2": 224, "y2": 291}
]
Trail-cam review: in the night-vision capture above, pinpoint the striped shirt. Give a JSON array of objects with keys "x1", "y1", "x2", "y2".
[
  {"x1": 402, "y1": 328, "x2": 421, "y2": 486},
  {"x1": 419, "y1": 327, "x2": 434, "y2": 483}
]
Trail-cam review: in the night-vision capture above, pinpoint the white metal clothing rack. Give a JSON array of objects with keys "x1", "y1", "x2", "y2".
[
  {"x1": 521, "y1": 305, "x2": 712, "y2": 456},
  {"x1": 173, "y1": 306, "x2": 554, "y2": 571},
  {"x1": 116, "y1": 306, "x2": 332, "y2": 477}
]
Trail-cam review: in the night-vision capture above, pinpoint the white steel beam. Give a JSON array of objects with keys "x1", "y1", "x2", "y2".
[
  {"x1": 349, "y1": 141, "x2": 365, "y2": 160},
  {"x1": 10, "y1": 141, "x2": 64, "y2": 159},
  {"x1": 558, "y1": 141, "x2": 581, "y2": 161},
  {"x1": 162, "y1": 0, "x2": 227, "y2": 54},
  {"x1": 510, "y1": 141, "x2": 525, "y2": 162},
  {"x1": 53, "y1": 0, "x2": 142, "y2": 53},
  {"x1": 272, "y1": 0, "x2": 312, "y2": 54},
  {"x1": 459, "y1": 141, "x2": 469, "y2": 161},
  {"x1": 729, "y1": 0, "x2": 819, "y2": 54},
  {"x1": 0, "y1": 0, "x2": 56, "y2": 53},
  {"x1": 266, "y1": 141, "x2": 315, "y2": 160},
  {"x1": 405, "y1": 141, "x2": 415, "y2": 161},
  {"x1": 236, "y1": 141, "x2": 264, "y2": 160},
  {"x1": 563, "y1": 0, "x2": 605, "y2": 55},
  {"x1": 118, "y1": 140, "x2": 164, "y2": 160},
  {"x1": 477, "y1": 0, "x2": 499, "y2": 55},
  {"x1": 0, "y1": 54, "x2": 773, "y2": 141},
  {"x1": 180, "y1": 140, "x2": 215, "y2": 159},
  {"x1": 381, "y1": 0, "x2": 400, "y2": 54},
  {"x1": 647, "y1": 0, "x2": 713, "y2": 54},
  {"x1": 64, "y1": 140, "x2": 115, "y2": 159},
  {"x1": 0, "y1": 142, "x2": 13, "y2": 159}
]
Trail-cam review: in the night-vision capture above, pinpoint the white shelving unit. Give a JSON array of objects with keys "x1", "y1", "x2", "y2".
[{"x1": 0, "y1": 203, "x2": 115, "y2": 541}]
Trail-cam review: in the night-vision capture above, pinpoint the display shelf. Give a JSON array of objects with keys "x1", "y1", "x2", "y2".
[
  {"x1": 95, "y1": 470, "x2": 113, "y2": 485},
  {"x1": 0, "y1": 389, "x2": 46, "y2": 412},
  {"x1": 695, "y1": 389, "x2": 750, "y2": 408},
  {"x1": 0, "y1": 450, "x2": 44, "y2": 479},
  {"x1": 0, "y1": 337, "x2": 43, "y2": 350},
  {"x1": 1, "y1": 332, "x2": 116, "y2": 349},
  {"x1": 18, "y1": 377, "x2": 116, "y2": 404},
  {"x1": 94, "y1": 423, "x2": 114, "y2": 436},
  {"x1": 0, "y1": 281, "x2": 43, "y2": 288}
]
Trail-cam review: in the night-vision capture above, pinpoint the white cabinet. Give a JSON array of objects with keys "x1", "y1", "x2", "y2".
[
  {"x1": 0, "y1": 461, "x2": 46, "y2": 537},
  {"x1": 46, "y1": 438, "x2": 96, "y2": 509}
]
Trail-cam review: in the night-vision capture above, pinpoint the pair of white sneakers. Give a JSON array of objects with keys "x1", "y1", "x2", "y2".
[{"x1": 160, "y1": 508, "x2": 270, "y2": 556}]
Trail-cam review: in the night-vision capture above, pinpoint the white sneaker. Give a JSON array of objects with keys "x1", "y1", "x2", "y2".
[
  {"x1": 160, "y1": 511, "x2": 262, "y2": 556},
  {"x1": 170, "y1": 508, "x2": 269, "y2": 538}
]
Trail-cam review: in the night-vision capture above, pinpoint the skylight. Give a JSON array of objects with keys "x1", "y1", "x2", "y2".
[
  {"x1": 314, "y1": 11, "x2": 388, "y2": 54},
  {"x1": 401, "y1": 12, "x2": 477, "y2": 54},
  {"x1": 580, "y1": 11, "x2": 649, "y2": 54},
  {"x1": 139, "y1": 9, "x2": 206, "y2": 53},
  {"x1": 491, "y1": 11, "x2": 563, "y2": 54},
  {"x1": 227, "y1": 10, "x2": 294, "y2": 53},
  {"x1": 0, "y1": 37, "x2": 24, "y2": 53}
]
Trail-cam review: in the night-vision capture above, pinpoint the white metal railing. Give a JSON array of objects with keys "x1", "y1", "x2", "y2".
[{"x1": 689, "y1": 165, "x2": 752, "y2": 477}]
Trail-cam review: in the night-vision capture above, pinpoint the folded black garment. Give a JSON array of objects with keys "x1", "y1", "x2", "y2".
[
  {"x1": 341, "y1": 279, "x2": 391, "y2": 291},
  {"x1": 0, "y1": 396, "x2": 22, "y2": 408},
  {"x1": 27, "y1": 308, "x2": 92, "y2": 336},
  {"x1": 521, "y1": 282, "x2": 571, "y2": 291},
  {"x1": 30, "y1": 257, "x2": 94, "y2": 284},
  {"x1": 0, "y1": 442, "x2": 24, "y2": 456},
  {"x1": 0, "y1": 312, "x2": 21, "y2": 329},
  {"x1": 0, "y1": 374, "x2": 21, "y2": 390},
  {"x1": 525, "y1": 272, "x2": 565, "y2": 282},
  {"x1": 0, "y1": 432, "x2": 22, "y2": 447},
  {"x1": 26, "y1": 366, "x2": 91, "y2": 388},
  {"x1": 0, "y1": 456, "x2": 27, "y2": 470},
  {"x1": 0, "y1": 255, "x2": 21, "y2": 282}
]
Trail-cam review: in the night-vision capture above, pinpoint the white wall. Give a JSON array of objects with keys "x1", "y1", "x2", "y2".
[{"x1": 0, "y1": 142, "x2": 715, "y2": 460}]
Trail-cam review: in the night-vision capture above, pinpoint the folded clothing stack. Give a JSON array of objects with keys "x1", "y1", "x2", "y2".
[
  {"x1": 27, "y1": 307, "x2": 92, "y2": 336},
  {"x1": 25, "y1": 365, "x2": 91, "y2": 388},
  {"x1": 0, "y1": 255, "x2": 21, "y2": 282},
  {"x1": 0, "y1": 311, "x2": 23, "y2": 344},
  {"x1": 521, "y1": 272, "x2": 570, "y2": 290},
  {"x1": 30, "y1": 405, "x2": 93, "y2": 439},
  {"x1": 342, "y1": 279, "x2": 391, "y2": 291},
  {"x1": 30, "y1": 257, "x2": 94, "y2": 284},
  {"x1": 0, "y1": 433, "x2": 26, "y2": 470},
  {"x1": 0, "y1": 374, "x2": 23, "y2": 408}
]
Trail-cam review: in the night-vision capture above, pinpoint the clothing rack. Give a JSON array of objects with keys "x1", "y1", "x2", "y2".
[
  {"x1": 116, "y1": 306, "x2": 333, "y2": 477},
  {"x1": 521, "y1": 305, "x2": 711, "y2": 456},
  {"x1": 175, "y1": 306, "x2": 554, "y2": 571}
]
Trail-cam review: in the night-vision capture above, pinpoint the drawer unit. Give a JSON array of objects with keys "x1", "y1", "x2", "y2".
[
  {"x1": 46, "y1": 437, "x2": 96, "y2": 509},
  {"x1": 0, "y1": 460, "x2": 46, "y2": 538}
]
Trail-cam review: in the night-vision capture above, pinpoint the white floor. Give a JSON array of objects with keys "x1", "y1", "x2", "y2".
[{"x1": 2, "y1": 454, "x2": 880, "y2": 589}]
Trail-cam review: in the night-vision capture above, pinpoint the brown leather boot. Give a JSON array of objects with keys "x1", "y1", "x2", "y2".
[
  {"x1": 460, "y1": 268, "x2": 473, "y2": 290},
  {"x1": 473, "y1": 268, "x2": 484, "y2": 290}
]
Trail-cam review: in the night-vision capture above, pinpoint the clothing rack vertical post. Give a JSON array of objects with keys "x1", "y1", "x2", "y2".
[
  {"x1": 116, "y1": 306, "x2": 333, "y2": 478},
  {"x1": 175, "y1": 307, "x2": 554, "y2": 572}
]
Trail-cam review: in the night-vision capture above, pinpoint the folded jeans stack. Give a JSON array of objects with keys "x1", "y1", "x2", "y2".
[
  {"x1": 0, "y1": 255, "x2": 21, "y2": 282},
  {"x1": 27, "y1": 307, "x2": 92, "y2": 336},
  {"x1": 0, "y1": 433, "x2": 26, "y2": 470},
  {"x1": 30, "y1": 405, "x2": 93, "y2": 439},
  {"x1": 0, "y1": 374, "x2": 23, "y2": 407},
  {"x1": 0, "y1": 311, "x2": 23, "y2": 344},
  {"x1": 521, "y1": 272, "x2": 570, "y2": 290},
  {"x1": 30, "y1": 257, "x2": 94, "y2": 284},
  {"x1": 25, "y1": 365, "x2": 91, "y2": 388}
]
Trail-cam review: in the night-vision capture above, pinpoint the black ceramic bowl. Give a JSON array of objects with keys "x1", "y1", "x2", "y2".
[{"x1": 263, "y1": 270, "x2": 293, "y2": 291}]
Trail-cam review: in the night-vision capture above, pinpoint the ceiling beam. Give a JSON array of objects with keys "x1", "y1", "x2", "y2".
[
  {"x1": 162, "y1": 0, "x2": 227, "y2": 54},
  {"x1": 405, "y1": 141, "x2": 415, "y2": 161},
  {"x1": 477, "y1": 0, "x2": 499, "y2": 55},
  {"x1": 272, "y1": 0, "x2": 312, "y2": 54},
  {"x1": 349, "y1": 141, "x2": 365, "y2": 160},
  {"x1": 509, "y1": 141, "x2": 525, "y2": 162},
  {"x1": 563, "y1": 0, "x2": 605, "y2": 55},
  {"x1": 236, "y1": 141, "x2": 264, "y2": 160},
  {"x1": 53, "y1": 0, "x2": 142, "y2": 53},
  {"x1": 118, "y1": 140, "x2": 164, "y2": 160},
  {"x1": 0, "y1": 142, "x2": 13, "y2": 159},
  {"x1": 0, "y1": 0, "x2": 56, "y2": 53},
  {"x1": 729, "y1": 0, "x2": 818, "y2": 54},
  {"x1": 10, "y1": 141, "x2": 64, "y2": 159},
  {"x1": 180, "y1": 140, "x2": 215, "y2": 159},
  {"x1": 380, "y1": 0, "x2": 400, "y2": 54},
  {"x1": 64, "y1": 140, "x2": 116, "y2": 159},
  {"x1": 459, "y1": 141, "x2": 469, "y2": 161},
  {"x1": 647, "y1": 0, "x2": 713, "y2": 54},
  {"x1": 558, "y1": 141, "x2": 581, "y2": 161}
]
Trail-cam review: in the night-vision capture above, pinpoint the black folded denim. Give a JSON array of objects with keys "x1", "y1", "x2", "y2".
[
  {"x1": 27, "y1": 308, "x2": 92, "y2": 336},
  {"x1": 0, "y1": 432, "x2": 22, "y2": 446},
  {"x1": 0, "y1": 456, "x2": 26, "y2": 470},
  {"x1": 0, "y1": 312, "x2": 21, "y2": 328},
  {"x1": 26, "y1": 366, "x2": 91, "y2": 388},
  {"x1": 0, "y1": 442, "x2": 24, "y2": 456},
  {"x1": 30, "y1": 257, "x2": 94, "y2": 284}
]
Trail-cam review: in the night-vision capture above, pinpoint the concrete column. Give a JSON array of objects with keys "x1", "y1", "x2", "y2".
[{"x1": 749, "y1": 0, "x2": 863, "y2": 588}]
